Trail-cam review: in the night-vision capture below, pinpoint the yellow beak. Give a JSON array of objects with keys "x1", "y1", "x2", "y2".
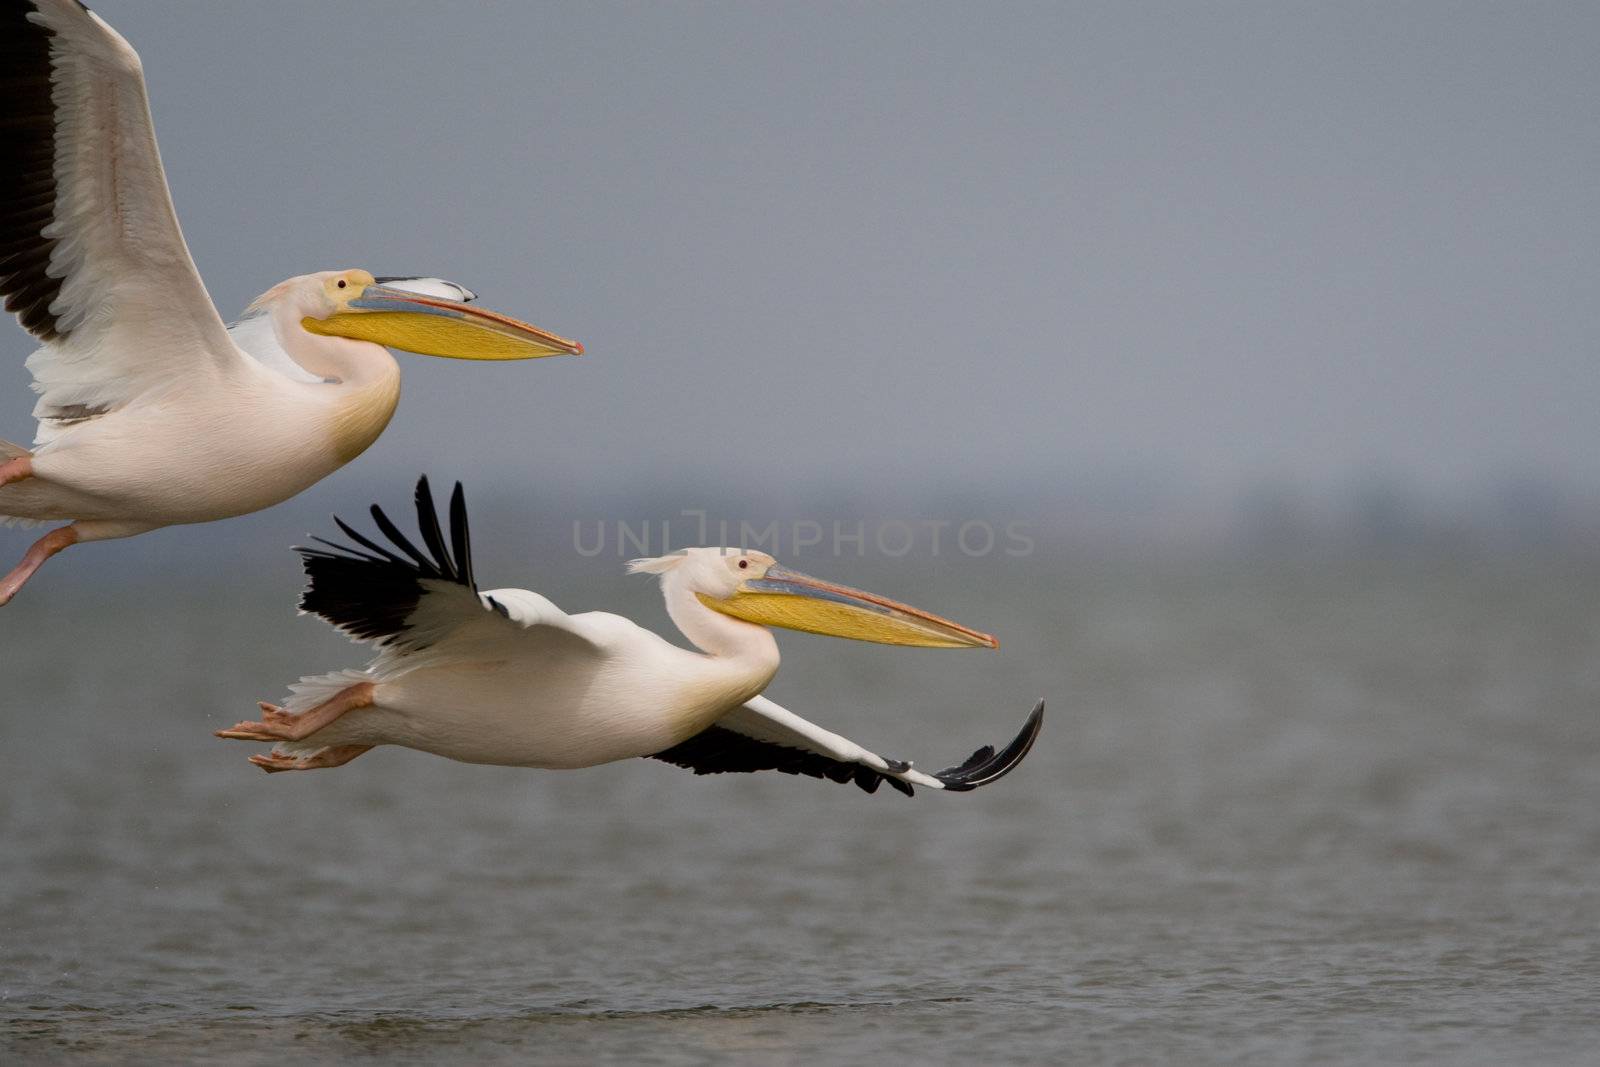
[
  {"x1": 305, "y1": 282, "x2": 582, "y2": 360},
  {"x1": 700, "y1": 564, "x2": 998, "y2": 649}
]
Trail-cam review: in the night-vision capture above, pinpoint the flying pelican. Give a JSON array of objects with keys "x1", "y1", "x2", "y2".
[
  {"x1": 217, "y1": 478, "x2": 1043, "y2": 797},
  {"x1": 0, "y1": 1, "x2": 581, "y2": 604}
]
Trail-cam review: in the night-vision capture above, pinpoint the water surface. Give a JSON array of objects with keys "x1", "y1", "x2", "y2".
[{"x1": 3, "y1": 555, "x2": 1598, "y2": 1063}]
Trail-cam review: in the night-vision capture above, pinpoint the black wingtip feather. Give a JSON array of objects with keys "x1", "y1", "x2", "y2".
[
  {"x1": 368, "y1": 502, "x2": 434, "y2": 572},
  {"x1": 331, "y1": 516, "x2": 407, "y2": 565},
  {"x1": 295, "y1": 476, "x2": 476, "y2": 647},
  {"x1": 0, "y1": 0, "x2": 67, "y2": 341},
  {"x1": 449, "y1": 482, "x2": 472, "y2": 588},
  {"x1": 411, "y1": 477, "x2": 453, "y2": 580},
  {"x1": 932, "y1": 700, "x2": 1045, "y2": 792},
  {"x1": 648, "y1": 700, "x2": 1044, "y2": 799}
]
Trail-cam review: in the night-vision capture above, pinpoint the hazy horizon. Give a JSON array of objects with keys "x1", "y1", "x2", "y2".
[{"x1": 2, "y1": 1, "x2": 1596, "y2": 511}]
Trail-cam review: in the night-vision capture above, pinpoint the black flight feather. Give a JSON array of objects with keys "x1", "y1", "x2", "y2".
[
  {"x1": 411, "y1": 477, "x2": 453, "y2": 579},
  {"x1": 449, "y1": 482, "x2": 473, "y2": 589},
  {"x1": 648, "y1": 700, "x2": 1044, "y2": 798},
  {"x1": 929, "y1": 700, "x2": 1045, "y2": 792},
  {"x1": 1, "y1": 0, "x2": 68, "y2": 340},
  {"x1": 368, "y1": 501, "x2": 435, "y2": 573},
  {"x1": 296, "y1": 476, "x2": 477, "y2": 648}
]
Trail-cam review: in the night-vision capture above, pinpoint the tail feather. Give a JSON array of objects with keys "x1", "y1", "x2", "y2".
[
  {"x1": 269, "y1": 668, "x2": 374, "y2": 757},
  {"x1": 281, "y1": 668, "x2": 374, "y2": 716}
]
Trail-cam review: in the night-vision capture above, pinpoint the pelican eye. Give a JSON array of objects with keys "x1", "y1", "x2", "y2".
[
  {"x1": 738, "y1": 560, "x2": 749, "y2": 569},
  {"x1": 336, "y1": 279, "x2": 347, "y2": 289}
]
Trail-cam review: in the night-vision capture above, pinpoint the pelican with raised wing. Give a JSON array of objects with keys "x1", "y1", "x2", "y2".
[
  {"x1": 0, "y1": 1, "x2": 581, "y2": 604},
  {"x1": 217, "y1": 478, "x2": 1043, "y2": 797}
]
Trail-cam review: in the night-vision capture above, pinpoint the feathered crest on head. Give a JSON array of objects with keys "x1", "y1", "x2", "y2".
[{"x1": 626, "y1": 550, "x2": 689, "y2": 575}]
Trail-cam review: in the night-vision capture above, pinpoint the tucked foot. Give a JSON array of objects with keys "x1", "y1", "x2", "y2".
[
  {"x1": 0, "y1": 455, "x2": 31, "y2": 489},
  {"x1": 0, "y1": 524, "x2": 79, "y2": 606},
  {"x1": 248, "y1": 745, "x2": 373, "y2": 774}
]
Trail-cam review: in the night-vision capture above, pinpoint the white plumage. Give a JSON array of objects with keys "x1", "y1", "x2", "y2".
[
  {"x1": 217, "y1": 478, "x2": 1043, "y2": 796},
  {"x1": 0, "y1": 1, "x2": 579, "y2": 603}
]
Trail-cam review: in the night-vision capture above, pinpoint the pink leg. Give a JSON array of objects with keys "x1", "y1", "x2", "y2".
[
  {"x1": 0, "y1": 524, "x2": 79, "y2": 606},
  {"x1": 249, "y1": 744, "x2": 374, "y2": 774},
  {"x1": 0, "y1": 455, "x2": 31, "y2": 489},
  {"x1": 215, "y1": 681, "x2": 376, "y2": 742}
]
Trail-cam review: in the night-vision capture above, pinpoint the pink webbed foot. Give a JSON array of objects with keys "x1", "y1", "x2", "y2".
[
  {"x1": 215, "y1": 703, "x2": 303, "y2": 742},
  {"x1": 248, "y1": 745, "x2": 374, "y2": 774},
  {"x1": 214, "y1": 683, "x2": 374, "y2": 744}
]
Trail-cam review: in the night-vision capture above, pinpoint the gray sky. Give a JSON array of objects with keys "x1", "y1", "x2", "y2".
[{"x1": 3, "y1": 1, "x2": 1597, "y2": 502}]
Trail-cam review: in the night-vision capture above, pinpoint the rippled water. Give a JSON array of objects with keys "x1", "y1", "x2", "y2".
[{"x1": 3, "y1": 554, "x2": 1598, "y2": 1063}]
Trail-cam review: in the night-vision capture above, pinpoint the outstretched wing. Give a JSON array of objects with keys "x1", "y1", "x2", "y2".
[
  {"x1": 297, "y1": 475, "x2": 593, "y2": 659},
  {"x1": 2, "y1": 1, "x2": 236, "y2": 441},
  {"x1": 650, "y1": 696, "x2": 1044, "y2": 797}
]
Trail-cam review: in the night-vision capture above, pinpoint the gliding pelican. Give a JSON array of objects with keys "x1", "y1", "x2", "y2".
[
  {"x1": 217, "y1": 478, "x2": 1044, "y2": 797},
  {"x1": 0, "y1": 1, "x2": 581, "y2": 603}
]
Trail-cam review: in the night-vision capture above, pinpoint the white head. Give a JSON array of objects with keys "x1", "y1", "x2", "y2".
[
  {"x1": 628, "y1": 548, "x2": 998, "y2": 649},
  {"x1": 250, "y1": 269, "x2": 582, "y2": 360}
]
